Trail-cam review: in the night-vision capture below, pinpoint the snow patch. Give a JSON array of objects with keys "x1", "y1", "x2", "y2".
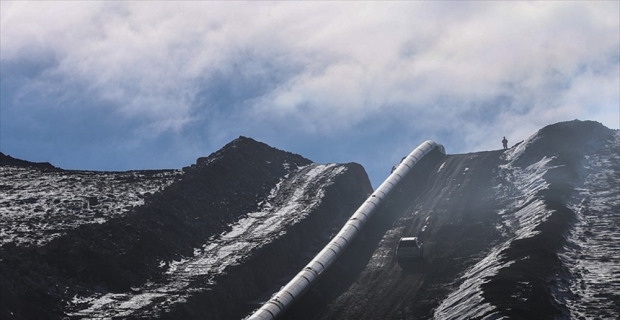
[
  {"x1": 558, "y1": 131, "x2": 620, "y2": 319},
  {"x1": 436, "y1": 145, "x2": 558, "y2": 319},
  {"x1": 68, "y1": 163, "x2": 348, "y2": 318},
  {"x1": 0, "y1": 168, "x2": 181, "y2": 246}
]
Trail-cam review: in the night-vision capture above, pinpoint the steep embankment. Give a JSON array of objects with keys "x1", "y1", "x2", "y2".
[
  {"x1": 1, "y1": 137, "x2": 372, "y2": 320},
  {"x1": 283, "y1": 120, "x2": 619, "y2": 320},
  {"x1": 559, "y1": 129, "x2": 620, "y2": 319},
  {"x1": 455, "y1": 120, "x2": 619, "y2": 320},
  {"x1": 284, "y1": 145, "x2": 505, "y2": 320},
  {"x1": 3, "y1": 121, "x2": 617, "y2": 320}
]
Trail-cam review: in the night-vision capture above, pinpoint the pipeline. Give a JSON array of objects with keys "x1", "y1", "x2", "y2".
[{"x1": 246, "y1": 140, "x2": 445, "y2": 320}]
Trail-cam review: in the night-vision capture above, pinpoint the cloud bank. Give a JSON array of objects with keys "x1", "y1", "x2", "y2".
[{"x1": 1, "y1": 1, "x2": 618, "y2": 186}]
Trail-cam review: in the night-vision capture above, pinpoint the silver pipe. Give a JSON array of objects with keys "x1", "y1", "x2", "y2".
[{"x1": 246, "y1": 140, "x2": 445, "y2": 320}]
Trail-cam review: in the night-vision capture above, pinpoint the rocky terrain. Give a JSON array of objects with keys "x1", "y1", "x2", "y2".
[
  {"x1": 282, "y1": 120, "x2": 619, "y2": 320},
  {"x1": 1, "y1": 120, "x2": 618, "y2": 320},
  {"x1": 0, "y1": 137, "x2": 372, "y2": 319},
  {"x1": 0, "y1": 155, "x2": 182, "y2": 247}
]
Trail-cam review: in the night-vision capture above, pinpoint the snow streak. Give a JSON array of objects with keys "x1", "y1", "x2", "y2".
[
  {"x1": 68, "y1": 163, "x2": 346, "y2": 318},
  {"x1": 434, "y1": 155, "x2": 556, "y2": 320},
  {"x1": 436, "y1": 129, "x2": 620, "y2": 320},
  {"x1": 559, "y1": 131, "x2": 620, "y2": 319}
]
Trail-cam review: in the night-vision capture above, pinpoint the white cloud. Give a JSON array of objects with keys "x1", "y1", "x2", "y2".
[{"x1": 1, "y1": 1, "x2": 618, "y2": 157}]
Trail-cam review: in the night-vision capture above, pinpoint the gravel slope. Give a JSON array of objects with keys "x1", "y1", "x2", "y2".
[
  {"x1": 282, "y1": 120, "x2": 619, "y2": 320},
  {"x1": 1, "y1": 137, "x2": 372, "y2": 320},
  {"x1": 2, "y1": 121, "x2": 617, "y2": 320}
]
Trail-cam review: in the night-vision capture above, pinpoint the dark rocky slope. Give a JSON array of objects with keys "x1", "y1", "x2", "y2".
[
  {"x1": 282, "y1": 120, "x2": 619, "y2": 320},
  {"x1": 0, "y1": 137, "x2": 372, "y2": 319},
  {"x1": 3, "y1": 120, "x2": 617, "y2": 320},
  {"x1": 0, "y1": 152, "x2": 57, "y2": 170}
]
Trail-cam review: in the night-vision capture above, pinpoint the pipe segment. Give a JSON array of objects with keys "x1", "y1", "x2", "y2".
[{"x1": 246, "y1": 140, "x2": 445, "y2": 320}]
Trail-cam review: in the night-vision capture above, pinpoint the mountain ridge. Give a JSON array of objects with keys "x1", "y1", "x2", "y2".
[{"x1": 1, "y1": 120, "x2": 618, "y2": 320}]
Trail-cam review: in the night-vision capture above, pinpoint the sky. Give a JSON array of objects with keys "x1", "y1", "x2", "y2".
[{"x1": 1, "y1": 1, "x2": 619, "y2": 188}]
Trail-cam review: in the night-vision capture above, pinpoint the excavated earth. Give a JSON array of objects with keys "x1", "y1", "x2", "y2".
[
  {"x1": 0, "y1": 137, "x2": 372, "y2": 319},
  {"x1": 282, "y1": 120, "x2": 619, "y2": 320},
  {"x1": 2, "y1": 120, "x2": 619, "y2": 320}
]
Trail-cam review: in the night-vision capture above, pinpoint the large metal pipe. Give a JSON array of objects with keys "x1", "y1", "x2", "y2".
[{"x1": 246, "y1": 140, "x2": 445, "y2": 320}]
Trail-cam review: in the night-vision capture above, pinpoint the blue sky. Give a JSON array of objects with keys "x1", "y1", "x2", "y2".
[{"x1": 1, "y1": 1, "x2": 619, "y2": 188}]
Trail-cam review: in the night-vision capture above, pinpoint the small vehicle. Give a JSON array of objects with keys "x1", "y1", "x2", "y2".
[{"x1": 396, "y1": 237, "x2": 424, "y2": 260}]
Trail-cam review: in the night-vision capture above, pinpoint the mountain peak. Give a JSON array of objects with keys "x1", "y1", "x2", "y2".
[{"x1": 194, "y1": 136, "x2": 311, "y2": 169}]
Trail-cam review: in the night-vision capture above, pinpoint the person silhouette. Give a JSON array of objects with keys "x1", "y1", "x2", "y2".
[{"x1": 502, "y1": 137, "x2": 508, "y2": 150}]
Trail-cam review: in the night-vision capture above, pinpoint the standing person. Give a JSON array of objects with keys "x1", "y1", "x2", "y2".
[{"x1": 502, "y1": 136, "x2": 508, "y2": 150}]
